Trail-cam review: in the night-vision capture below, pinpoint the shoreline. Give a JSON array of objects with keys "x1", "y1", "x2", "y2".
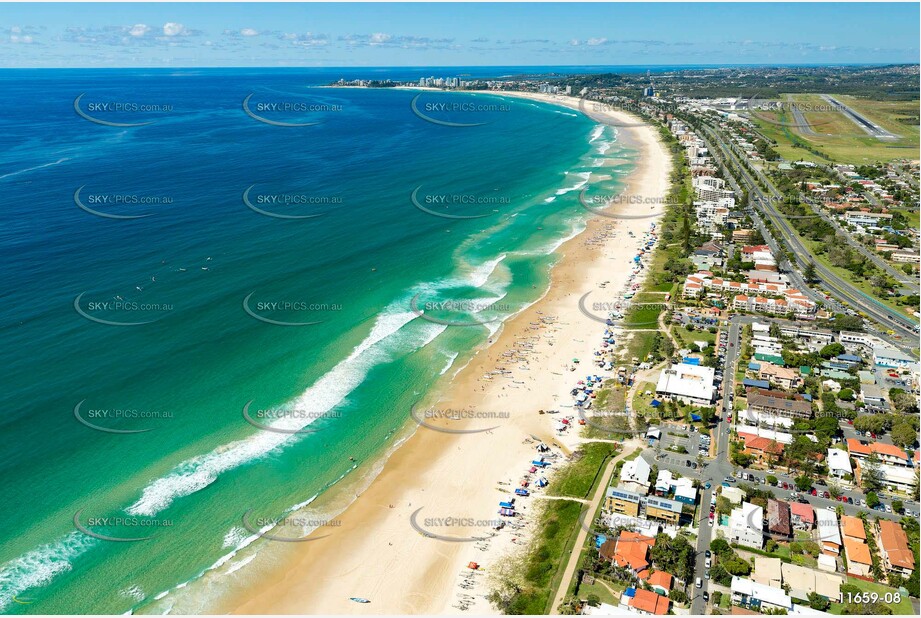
[{"x1": 219, "y1": 90, "x2": 673, "y2": 615}]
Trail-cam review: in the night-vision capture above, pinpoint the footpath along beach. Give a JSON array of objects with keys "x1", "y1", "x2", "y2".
[{"x1": 223, "y1": 91, "x2": 673, "y2": 615}]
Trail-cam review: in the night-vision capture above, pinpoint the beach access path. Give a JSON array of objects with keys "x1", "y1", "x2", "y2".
[{"x1": 549, "y1": 438, "x2": 643, "y2": 614}]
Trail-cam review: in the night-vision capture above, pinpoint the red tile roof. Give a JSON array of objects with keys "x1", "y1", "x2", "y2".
[
  {"x1": 841, "y1": 515, "x2": 866, "y2": 540},
  {"x1": 790, "y1": 502, "x2": 814, "y2": 524},
  {"x1": 630, "y1": 588, "x2": 671, "y2": 615},
  {"x1": 612, "y1": 531, "x2": 656, "y2": 571},
  {"x1": 879, "y1": 520, "x2": 916, "y2": 571},
  {"x1": 846, "y1": 439, "x2": 909, "y2": 461},
  {"x1": 647, "y1": 570, "x2": 673, "y2": 592},
  {"x1": 739, "y1": 432, "x2": 785, "y2": 454}
]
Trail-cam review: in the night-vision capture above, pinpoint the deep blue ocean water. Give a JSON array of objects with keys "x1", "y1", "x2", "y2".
[{"x1": 0, "y1": 68, "x2": 634, "y2": 614}]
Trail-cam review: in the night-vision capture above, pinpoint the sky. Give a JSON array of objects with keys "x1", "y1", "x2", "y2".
[{"x1": 1, "y1": 2, "x2": 918, "y2": 68}]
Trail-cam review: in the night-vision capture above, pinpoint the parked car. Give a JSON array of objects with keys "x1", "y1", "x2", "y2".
[
  {"x1": 705, "y1": 550, "x2": 711, "y2": 558},
  {"x1": 696, "y1": 578, "x2": 702, "y2": 588},
  {"x1": 705, "y1": 558, "x2": 711, "y2": 568},
  {"x1": 703, "y1": 591, "x2": 709, "y2": 603}
]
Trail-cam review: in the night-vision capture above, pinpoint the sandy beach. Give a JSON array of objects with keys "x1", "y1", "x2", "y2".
[{"x1": 222, "y1": 91, "x2": 673, "y2": 615}]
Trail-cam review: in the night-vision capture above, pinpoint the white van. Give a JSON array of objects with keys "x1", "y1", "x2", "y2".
[{"x1": 696, "y1": 577, "x2": 702, "y2": 588}]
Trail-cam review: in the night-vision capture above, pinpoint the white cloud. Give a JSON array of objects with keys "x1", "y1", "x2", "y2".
[
  {"x1": 128, "y1": 24, "x2": 150, "y2": 37},
  {"x1": 241, "y1": 28, "x2": 260, "y2": 37},
  {"x1": 162, "y1": 22, "x2": 189, "y2": 37},
  {"x1": 586, "y1": 37, "x2": 608, "y2": 46},
  {"x1": 369, "y1": 32, "x2": 392, "y2": 46}
]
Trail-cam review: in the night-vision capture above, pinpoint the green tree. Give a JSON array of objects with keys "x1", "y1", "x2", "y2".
[
  {"x1": 818, "y1": 342, "x2": 845, "y2": 359},
  {"x1": 795, "y1": 475, "x2": 813, "y2": 492},
  {"x1": 861, "y1": 453, "x2": 885, "y2": 493},
  {"x1": 808, "y1": 592, "x2": 831, "y2": 611},
  {"x1": 866, "y1": 491, "x2": 880, "y2": 509},
  {"x1": 803, "y1": 261, "x2": 817, "y2": 283}
]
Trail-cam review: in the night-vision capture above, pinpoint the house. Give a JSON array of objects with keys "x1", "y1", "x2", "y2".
[
  {"x1": 780, "y1": 563, "x2": 843, "y2": 602},
  {"x1": 747, "y1": 391, "x2": 812, "y2": 420},
  {"x1": 873, "y1": 346, "x2": 917, "y2": 370},
  {"x1": 691, "y1": 240, "x2": 726, "y2": 270},
  {"x1": 790, "y1": 502, "x2": 815, "y2": 531},
  {"x1": 644, "y1": 496, "x2": 683, "y2": 524},
  {"x1": 655, "y1": 363, "x2": 716, "y2": 405},
  {"x1": 731, "y1": 576, "x2": 791, "y2": 612},
  {"x1": 878, "y1": 520, "x2": 916, "y2": 576},
  {"x1": 599, "y1": 531, "x2": 656, "y2": 572},
  {"x1": 844, "y1": 211, "x2": 893, "y2": 228},
  {"x1": 844, "y1": 537, "x2": 873, "y2": 577},
  {"x1": 767, "y1": 500, "x2": 791, "y2": 537},
  {"x1": 647, "y1": 571, "x2": 673, "y2": 596},
  {"x1": 738, "y1": 432, "x2": 784, "y2": 464},
  {"x1": 753, "y1": 556, "x2": 782, "y2": 587},
  {"x1": 629, "y1": 588, "x2": 670, "y2": 615},
  {"x1": 860, "y1": 383, "x2": 887, "y2": 409},
  {"x1": 846, "y1": 439, "x2": 910, "y2": 467},
  {"x1": 855, "y1": 459, "x2": 917, "y2": 493},
  {"x1": 758, "y1": 363, "x2": 802, "y2": 390},
  {"x1": 606, "y1": 487, "x2": 642, "y2": 517},
  {"x1": 620, "y1": 457, "x2": 652, "y2": 494},
  {"x1": 729, "y1": 502, "x2": 764, "y2": 549},
  {"x1": 840, "y1": 515, "x2": 866, "y2": 541},
  {"x1": 816, "y1": 510, "x2": 841, "y2": 555},
  {"x1": 827, "y1": 448, "x2": 853, "y2": 478},
  {"x1": 654, "y1": 470, "x2": 697, "y2": 504},
  {"x1": 722, "y1": 485, "x2": 745, "y2": 505}
]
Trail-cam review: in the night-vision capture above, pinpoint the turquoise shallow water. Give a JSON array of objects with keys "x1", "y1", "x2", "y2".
[{"x1": 0, "y1": 69, "x2": 634, "y2": 614}]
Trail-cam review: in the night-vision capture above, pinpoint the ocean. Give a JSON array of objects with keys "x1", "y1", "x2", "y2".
[{"x1": 0, "y1": 68, "x2": 634, "y2": 614}]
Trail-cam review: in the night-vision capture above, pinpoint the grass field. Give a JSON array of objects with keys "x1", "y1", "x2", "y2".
[
  {"x1": 672, "y1": 324, "x2": 717, "y2": 349},
  {"x1": 547, "y1": 442, "x2": 619, "y2": 498},
  {"x1": 503, "y1": 499, "x2": 583, "y2": 614},
  {"x1": 827, "y1": 577, "x2": 916, "y2": 615},
  {"x1": 577, "y1": 580, "x2": 620, "y2": 606},
  {"x1": 752, "y1": 93, "x2": 920, "y2": 164}
]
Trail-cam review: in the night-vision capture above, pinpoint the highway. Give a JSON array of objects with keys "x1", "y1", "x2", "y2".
[
  {"x1": 799, "y1": 195, "x2": 919, "y2": 292},
  {"x1": 699, "y1": 122, "x2": 919, "y2": 343}
]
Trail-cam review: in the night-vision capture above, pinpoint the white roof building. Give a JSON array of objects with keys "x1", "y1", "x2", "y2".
[
  {"x1": 827, "y1": 448, "x2": 853, "y2": 477},
  {"x1": 729, "y1": 502, "x2": 763, "y2": 549},
  {"x1": 722, "y1": 486, "x2": 745, "y2": 505},
  {"x1": 731, "y1": 576, "x2": 791, "y2": 612},
  {"x1": 655, "y1": 363, "x2": 716, "y2": 405},
  {"x1": 873, "y1": 346, "x2": 917, "y2": 370},
  {"x1": 816, "y1": 509, "x2": 841, "y2": 554},
  {"x1": 619, "y1": 457, "x2": 652, "y2": 493}
]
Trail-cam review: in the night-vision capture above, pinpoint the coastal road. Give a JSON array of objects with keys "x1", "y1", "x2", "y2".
[
  {"x1": 800, "y1": 195, "x2": 919, "y2": 292},
  {"x1": 716, "y1": 134, "x2": 917, "y2": 293},
  {"x1": 700, "y1": 122, "x2": 918, "y2": 342}
]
